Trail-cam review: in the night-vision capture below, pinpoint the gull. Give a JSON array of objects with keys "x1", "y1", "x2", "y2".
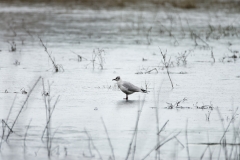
[{"x1": 112, "y1": 76, "x2": 147, "y2": 100}]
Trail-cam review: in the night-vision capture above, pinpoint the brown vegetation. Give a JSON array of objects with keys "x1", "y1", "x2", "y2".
[{"x1": 1, "y1": 0, "x2": 240, "y2": 9}]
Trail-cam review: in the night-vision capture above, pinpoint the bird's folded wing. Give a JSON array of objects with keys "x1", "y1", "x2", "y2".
[{"x1": 122, "y1": 82, "x2": 141, "y2": 92}]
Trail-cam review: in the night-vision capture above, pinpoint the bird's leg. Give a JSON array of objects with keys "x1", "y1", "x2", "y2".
[{"x1": 123, "y1": 94, "x2": 128, "y2": 100}]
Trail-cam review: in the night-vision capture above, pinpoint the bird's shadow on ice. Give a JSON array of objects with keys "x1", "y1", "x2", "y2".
[{"x1": 116, "y1": 100, "x2": 142, "y2": 108}]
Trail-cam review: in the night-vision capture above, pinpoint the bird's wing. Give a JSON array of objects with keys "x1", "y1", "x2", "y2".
[{"x1": 122, "y1": 81, "x2": 141, "y2": 92}]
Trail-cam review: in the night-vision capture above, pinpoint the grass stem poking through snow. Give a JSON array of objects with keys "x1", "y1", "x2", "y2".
[
  {"x1": 211, "y1": 50, "x2": 215, "y2": 63},
  {"x1": 6, "y1": 76, "x2": 41, "y2": 140},
  {"x1": 8, "y1": 41, "x2": 16, "y2": 52},
  {"x1": 145, "y1": 68, "x2": 158, "y2": 74},
  {"x1": 185, "y1": 119, "x2": 190, "y2": 160},
  {"x1": 0, "y1": 94, "x2": 17, "y2": 150},
  {"x1": 133, "y1": 97, "x2": 145, "y2": 160},
  {"x1": 38, "y1": 37, "x2": 64, "y2": 72},
  {"x1": 142, "y1": 131, "x2": 181, "y2": 160},
  {"x1": 176, "y1": 51, "x2": 190, "y2": 66},
  {"x1": 205, "y1": 111, "x2": 212, "y2": 121},
  {"x1": 83, "y1": 128, "x2": 94, "y2": 158},
  {"x1": 41, "y1": 95, "x2": 60, "y2": 140},
  {"x1": 101, "y1": 117, "x2": 115, "y2": 160},
  {"x1": 71, "y1": 51, "x2": 87, "y2": 62},
  {"x1": 85, "y1": 48, "x2": 105, "y2": 70},
  {"x1": 41, "y1": 78, "x2": 60, "y2": 157},
  {"x1": 146, "y1": 26, "x2": 152, "y2": 45},
  {"x1": 159, "y1": 48, "x2": 174, "y2": 89},
  {"x1": 154, "y1": 89, "x2": 161, "y2": 160},
  {"x1": 157, "y1": 120, "x2": 169, "y2": 135},
  {"x1": 125, "y1": 97, "x2": 145, "y2": 160},
  {"x1": 23, "y1": 119, "x2": 32, "y2": 153},
  {"x1": 84, "y1": 128, "x2": 103, "y2": 159}
]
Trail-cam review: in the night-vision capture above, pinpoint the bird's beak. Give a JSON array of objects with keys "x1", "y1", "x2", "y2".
[{"x1": 112, "y1": 78, "x2": 116, "y2": 81}]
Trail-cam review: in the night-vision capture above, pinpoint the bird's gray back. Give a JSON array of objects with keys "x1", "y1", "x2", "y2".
[{"x1": 122, "y1": 81, "x2": 141, "y2": 92}]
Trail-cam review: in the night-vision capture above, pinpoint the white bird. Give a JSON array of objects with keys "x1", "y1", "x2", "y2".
[{"x1": 112, "y1": 76, "x2": 147, "y2": 100}]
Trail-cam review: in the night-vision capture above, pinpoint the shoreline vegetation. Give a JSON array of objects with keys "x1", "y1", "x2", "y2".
[{"x1": 1, "y1": 0, "x2": 240, "y2": 10}]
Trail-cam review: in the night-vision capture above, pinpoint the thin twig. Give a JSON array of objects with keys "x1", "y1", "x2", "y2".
[
  {"x1": 200, "y1": 145, "x2": 209, "y2": 159},
  {"x1": 24, "y1": 119, "x2": 32, "y2": 153},
  {"x1": 132, "y1": 98, "x2": 145, "y2": 160},
  {"x1": 211, "y1": 50, "x2": 215, "y2": 63},
  {"x1": 42, "y1": 78, "x2": 48, "y2": 124},
  {"x1": 0, "y1": 94, "x2": 16, "y2": 150},
  {"x1": 155, "y1": 132, "x2": 181, "y2": 150},
  {"x1": 39, "y1": 37, "x2": 63, "y2": 72},
  {"x1": 101, "y1": 117, "x2": 115, "y2": 160},
  {"x1": 145, "y1": 68, "x2": 158, "y2": 74},
  {"x1": 41, "y1": 95, "x2": 60, "y2": 140},
  {"x1": 71, "y1": 51, "x2": 88, "y2": 61},
  {"x1": 142, "y1": 131, "x2": 181, "y2": 160},
  {"x1": 6, "y1": 76, "x2": 41, "y2": 140},
  {"x1": 125, "y1": 97, "x2": 145, "y2": 160},
  {"x1": 39, "y1": 37, "x2": 56, "y2": 68},
  {"x1": 218, "y1": 108, "x2": 238, "y2": 143},
  {"x1": 155, "y1": 93, "x2": 160, "y2": 160},
  {"x1": 174, "y1": 137, "x2": 185, "y2": 148},
  {"x1": 159, "y1": 48, "x2": 174, "y2": 89},
  {"x1": 2, "y1": 120, "x2": 13, "y2": 133},
  {"x1": 84, "y1": 128, "x2": 94, "y2": 157},
  {"x1": 186, "y1": 119, "x2": 190, "y2": 160},
  {"x1": 84, "y1": 128, "x2": 103, "y2": 159},
  {"x1": 157, "y1": 120, "x2": 169, "y2": 135}
]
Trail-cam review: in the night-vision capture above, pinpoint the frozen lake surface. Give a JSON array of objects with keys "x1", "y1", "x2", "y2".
[{"x1": 0, "y1": 2, "x2": 240, "y2": 160}]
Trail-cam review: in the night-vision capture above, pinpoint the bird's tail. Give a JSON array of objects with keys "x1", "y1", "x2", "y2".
[{"x1": 141, "y1": 89, "x2": 148, "y2": 93}]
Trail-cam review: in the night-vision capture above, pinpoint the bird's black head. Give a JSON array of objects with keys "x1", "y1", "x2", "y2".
[{"x1": 112, "y1": 76, "x2": 121, "y2": 81}]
